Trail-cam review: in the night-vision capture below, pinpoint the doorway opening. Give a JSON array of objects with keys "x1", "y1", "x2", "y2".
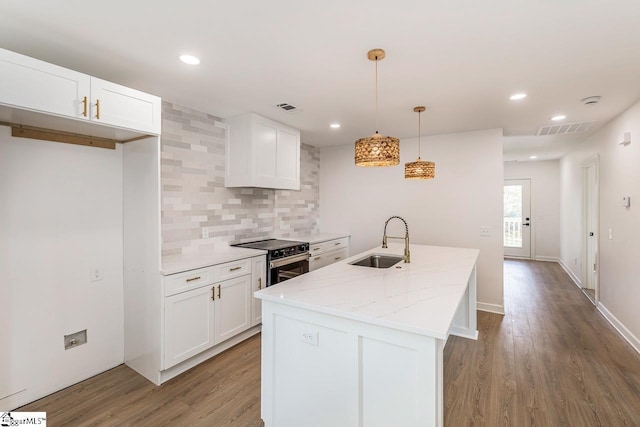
[
  {"x1": 504, "y1": 179, "x2": 531, "y2": 258},
  {"x1": 582, "y1": 158, "x2": 599, "y2": 304}
]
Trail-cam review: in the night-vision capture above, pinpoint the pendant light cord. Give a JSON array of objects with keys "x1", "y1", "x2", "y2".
[
  {"x1": 418, "y1": 110, "x2": 421, "y2": 158},
  {"x1": 375, "y1": 56, "x2": 379, "y2": 133}
]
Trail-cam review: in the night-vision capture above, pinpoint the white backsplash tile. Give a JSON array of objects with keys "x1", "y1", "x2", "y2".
[{"x1": 161, "y1": 101, "x2": 319, "y2": 257}]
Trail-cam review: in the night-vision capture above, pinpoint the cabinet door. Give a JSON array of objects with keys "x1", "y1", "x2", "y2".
[
  {"x1": 252, "y1": 119, "x2": 278, "y2": 182},
  {"x1": 0, "y1": 48, "x2": 90, "y2": 120},
  {"x1": 90, "y1": 77, "x2": 161, "y2": 134},
  {"x1": 215, "y1": 275, "x2": 252, "y2": 343},
  {"x1": 276, "y1": 128, "x2": 300, "y2": 189},
  {"x1": 251, "y1": 256, "x2": 266, "y2": 326},
  {"x1": 164, "y1": 285, "x2": 216, "y2": 369}
]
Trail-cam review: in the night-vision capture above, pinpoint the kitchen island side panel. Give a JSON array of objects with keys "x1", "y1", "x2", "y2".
[{"x1": 261, "y1": 301, "x2": 442, "y2": 427}]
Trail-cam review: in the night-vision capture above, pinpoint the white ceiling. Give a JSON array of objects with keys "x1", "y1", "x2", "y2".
[{"x1": 1, "y1": 0, "x2": 640, "y2": 161}]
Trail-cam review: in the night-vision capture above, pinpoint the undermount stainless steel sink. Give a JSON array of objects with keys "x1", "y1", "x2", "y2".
[{"x1": 349, "y1": 254, "x2": 404, "y2": 269}]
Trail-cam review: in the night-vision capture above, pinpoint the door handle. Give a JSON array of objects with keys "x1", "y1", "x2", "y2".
[
  {"x1": 523, "y1": 223, "x2": 530, "y2": 226},
  {"x1": 589, "y1": 232, "x2": 594, "y2": 236}
]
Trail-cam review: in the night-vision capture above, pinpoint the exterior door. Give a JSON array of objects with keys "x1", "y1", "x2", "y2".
[{"x1": 504, "y1": 179, "x2": 531, "y2": 258}]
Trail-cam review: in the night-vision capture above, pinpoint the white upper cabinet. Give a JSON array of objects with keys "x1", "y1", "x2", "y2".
[
  {"x1": 0, "y1": 48, "x2": 90, "y2": 120},
  {"x1": 0, "y1": 48, "x2": 161, "y2": 136},
  {"x1": 90, "y1": 77, "x2": 160, "y2": 134},
  {"x1": 225, "y1": 113, "x2": 300, "y2": 190}
]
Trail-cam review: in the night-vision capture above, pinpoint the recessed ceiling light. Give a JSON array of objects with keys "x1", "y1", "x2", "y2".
[
  {"x1": 551, "y1": 115, "x2": 566, "y2": 121},
  {"x1": 510, "y1": 93, "x2": 527, "y2": 100},
  {"x1": 529, "y1": 155, "x2": 538, "y2": 160},
  {"x1": 330, "y1": 123, "x2": 341, "y2": 129},
  {"x1": 179, "y1": 54, "x2": 200, "y2": 65}
]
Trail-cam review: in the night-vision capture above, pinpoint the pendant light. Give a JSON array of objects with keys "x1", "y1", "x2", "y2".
[
  {"x1": 355, "y1": 49, "x2": 400, "y2": 167},
  {"x1": 404, "y1": 106, "x2": 435, "y2": 179}
]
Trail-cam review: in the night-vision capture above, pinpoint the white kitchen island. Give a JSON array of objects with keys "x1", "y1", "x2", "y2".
[{"x1": 255, "y1": 243, "x2": 479, "y2": 427}]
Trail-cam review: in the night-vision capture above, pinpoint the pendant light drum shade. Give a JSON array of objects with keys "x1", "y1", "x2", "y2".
[
  {"x1": 404, "y1": 106, "x2": 435, "y2": 179},
  {"x1": 354, "y1": 49, "x2": 400, "y2": 167},
  {"x1": 405, "y1": 158, "x2": 435, "y2": 179},
  {"x1": 355, "y1": 133, "x2": 400, "y2": 167}
]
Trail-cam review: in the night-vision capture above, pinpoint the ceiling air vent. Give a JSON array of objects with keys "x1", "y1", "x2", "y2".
[
  {"x1": 537, "y1": 121, "x2": 596, "y2": 136},
  {"x1": 275, "y1": 102, "x2": 299, "y2": 112}
]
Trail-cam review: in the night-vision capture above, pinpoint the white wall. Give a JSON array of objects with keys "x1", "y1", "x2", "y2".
[
  {"x1": 504, "y1": 160, "x2": 560, "y2": 261},
  {"x1": 320, "y1": 129, "x2": 504, "y2": 313},
  {"x1": 560, "y1": 99, "x2": 640, "y2": 352},
  {"x1": 0, "y1": 126, "x2": 124, "y2": 409}
]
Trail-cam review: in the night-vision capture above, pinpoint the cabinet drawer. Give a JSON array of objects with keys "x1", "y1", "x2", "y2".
[
  {"x1": 322, "y1": 237, "x2": 349, "y2": 253},
  {"x1": 310, "y1": 242, "x2": 324, "y2": 255},
  {"x1": 165, "y1": 267, "x2": 213, "y2": 296},
  {"x1": 211, "y1": 258, "x2": 251, "y2": 282},
  {"x1": 309, "y1": 254, "x2": 323, "y2": 271},
  {"x1": 325, "y1": 248, "x2": 349, "y2": 266}
]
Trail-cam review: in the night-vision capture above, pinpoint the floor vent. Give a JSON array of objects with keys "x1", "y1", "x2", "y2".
[
  {"x1": 537, "y1": 121, "x2": 596, "y2": 136},
  {"x1": 275, "y1": 103, "x2": 299, "y2": 112}
]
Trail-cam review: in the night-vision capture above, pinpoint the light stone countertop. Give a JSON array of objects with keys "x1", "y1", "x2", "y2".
[
  {"x1": 161, "y1": 246, "x2": 267, "y2": 275},
  {"x1": 255, "y1": 243, "x2": 479, "y2": 339},
  {"x1": 277, "y1": 232, "x2": 350, "y2": 244}
]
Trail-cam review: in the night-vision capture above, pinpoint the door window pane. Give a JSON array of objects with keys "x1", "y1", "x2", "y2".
[{"x1": 504, "y1": 185, "x2": 522, "y2": 248}]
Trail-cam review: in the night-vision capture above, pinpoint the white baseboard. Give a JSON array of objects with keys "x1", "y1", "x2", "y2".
[
  {"x1": 535, "y1": 256, "x2": 558, "y2": 262},
  {"x1": 558, "y1": 258, "x2": 582, "y2": 288},
  {"x1": 477, "y1": 302, "x2": 505, "y2": 315},
  {"x1": 597, "y1": 303, "x2": 640, "y2": 355}
]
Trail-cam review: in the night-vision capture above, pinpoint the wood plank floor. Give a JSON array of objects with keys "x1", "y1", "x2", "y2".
[
  {"x1": 444, "y1": 259, "x2": 640, "y2": 426},
  {"x1": 19, "y1": 259, "x2": 640, "y2": 426}
]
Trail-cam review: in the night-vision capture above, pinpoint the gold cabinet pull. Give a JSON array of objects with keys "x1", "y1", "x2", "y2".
[
  {"x1": 217, "y1": 284, "x2": 221, "y2": 299},
  {"x1": 186, "y1": 276, "x2": 201, "y2": 282},
  {"x1": 335, "y1": 242, "x2": 341, "y2": 246},
  {"x1": 96, "y1": 99, "x2": 100, "y2": 119},
  {"x1": 314, "y1": 257, "x2": 321, "y2": 261},
  {"x1": 335, "y1": 256, "x2": 341, "y2": 260},
  {"x1": 258, "y1": 277, "x2": 262, "y2": 290},
  {"x1": 313, "y1": 248, "x2": 321, "y2": 251},
  {"x1": 211, "y1": 286, "x2": 215, "y2": 301},
  {"x1": 229, "y1": 266, "x2": 242, "y2": 271},
  {"x1": 82, "y1": 96, "x2": 88, "y2": 117}
]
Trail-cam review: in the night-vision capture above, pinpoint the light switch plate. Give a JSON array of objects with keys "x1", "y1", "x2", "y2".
[
  {"x1": 300, "y1": 328, "x2": 319, "y2": 346},
  {"x1": 90, "y1": 267, "x2": 102, "y2": 282}
]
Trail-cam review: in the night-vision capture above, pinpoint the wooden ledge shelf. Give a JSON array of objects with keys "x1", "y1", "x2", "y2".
[{"x1": 2, "y1": 121, "x2": 152, "y2": 150}]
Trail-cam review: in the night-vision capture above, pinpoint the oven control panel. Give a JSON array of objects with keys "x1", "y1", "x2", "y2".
[{"x1": 272, "y1": 243, "x2": 309, "y2": 260}]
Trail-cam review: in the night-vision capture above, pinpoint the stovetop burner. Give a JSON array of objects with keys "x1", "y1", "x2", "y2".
[{"x1": 233, "y1": 239, "x2": 310, "y2": 260}]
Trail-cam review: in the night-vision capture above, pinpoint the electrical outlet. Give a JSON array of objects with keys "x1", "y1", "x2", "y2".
[
  {"x1": 480, "y1": 226, "x2": 491, "y2": 237},
  {"x1": 90, "y1": 267, "x2": 102, "y2": 282},
  {"x1": 202, "y1": 227, "x2": 209, "y2": 239},
  {"x1": 64, "y1": 329, "x2": 87, "y2": 350},
  {"x1": 300, "y1": 328, "x2": 318, "y2": 346}
]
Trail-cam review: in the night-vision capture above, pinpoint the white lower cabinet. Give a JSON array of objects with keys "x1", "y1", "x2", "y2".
[
  {"x1": 162, "y1": 255, "x2": 265, "y2": 372},
  {"x1": 164, "y1": 285, "x2": 216, "y2": 368},
  {"x1": 251, "y1": 256, "x2": 266, "y2": 326},
  {"x1": 309, "y1": 237, "x2": 350, "y2": 271},
  {"x1": 215, "y1": 275, "x2": 251, "y2": 343}
]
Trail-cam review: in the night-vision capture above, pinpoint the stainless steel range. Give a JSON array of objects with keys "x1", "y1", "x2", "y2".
[{"x1": 233, "y1": 239, "x2": 309, "y2": 287}]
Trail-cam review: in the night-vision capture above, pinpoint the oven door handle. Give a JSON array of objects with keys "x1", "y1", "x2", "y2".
[{"x1": 270, "y1": 252, "x2": 310, "y2": 269}]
